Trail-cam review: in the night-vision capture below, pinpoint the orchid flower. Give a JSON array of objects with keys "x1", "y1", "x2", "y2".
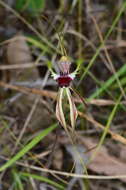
[{"x1": 48, "y1": 56, "x2": 81, "y2": 131}]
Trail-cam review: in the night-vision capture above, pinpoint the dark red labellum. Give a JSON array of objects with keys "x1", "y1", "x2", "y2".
[{"x1": 57, "y1": 76, "x2": 72, "y2": 87}]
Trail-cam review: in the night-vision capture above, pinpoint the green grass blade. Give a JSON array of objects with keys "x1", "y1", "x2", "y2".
[
  {"x1": 89, "y1": 94, "x2": 122, "y2": 162},
  {"x1": 79, "y1": 1, "x2": 126, "y2": 82},
  {"x1": 12, "y1": 169, "x2": 24, "y2": 190},
  {"x1": 0, "y1": 124, "x2": 57, "y2": 172},
  {"x1": 26, "y1": 36, "x2": 53, "y2": 54},
  {"x1": 112, "y1": 76, "x2": 126, "y2": 89},
  {"x1": 88, "y1": 64, "x2": 126, "y2": 101},
  {"x1": 21, "y1": 172, "x2": 65, "y2": 190}
]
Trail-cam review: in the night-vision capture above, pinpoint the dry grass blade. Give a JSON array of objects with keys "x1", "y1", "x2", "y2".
[
  {"x1": 78, "y1": 111, "x2": 126, "y2": 145},
  {"x1": 1, "y1": 81, "x2": 126, "y2": 106},
  {"x1": 1, "y1": 156, "x2": 126, "y2": 180},
  {"x1": 91, "y1": 15, "x2": 126, "y2": 101},
  {"x1": 0, "y1": 63, "x2": 42, "y2": 70},
  {"x1": 0, "y1": 81, "x2": 57, "y2": 99}
]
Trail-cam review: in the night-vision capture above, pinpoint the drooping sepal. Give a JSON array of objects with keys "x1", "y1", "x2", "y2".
[{"x1": 66, "y1": 88, "x2": 78, "y2": 130}]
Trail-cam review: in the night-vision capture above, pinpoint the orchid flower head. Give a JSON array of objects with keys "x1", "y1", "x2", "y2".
[{"x1": 51, "y1": 56, "x2": 78, "y2": 88}]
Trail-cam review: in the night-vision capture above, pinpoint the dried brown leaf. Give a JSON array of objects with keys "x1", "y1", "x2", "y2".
[
  {"x1": 82, "y1": 138, "x2": 126, "y2": 182},
  {"x1": 6, "y1": 33, "x2": 32, "y2": 65}
]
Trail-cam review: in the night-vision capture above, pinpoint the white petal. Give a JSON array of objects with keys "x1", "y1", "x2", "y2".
[{"x1": 69, "y1": 73, "x2": 76, "y2": 80}]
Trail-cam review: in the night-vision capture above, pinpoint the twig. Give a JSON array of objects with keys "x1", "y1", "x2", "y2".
[
  {"x1": 78, "y1": 111, "x2": 126, "y2": 145},
  {"x1": 1, "y1": 156, "x2": 126, "y2": 180}
]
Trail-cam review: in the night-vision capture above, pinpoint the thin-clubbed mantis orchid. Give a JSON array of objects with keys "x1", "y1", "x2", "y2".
[
  {"x1": 48, "y1": 55, "x2": 83, "y2": 131},
  {"x1": 42, "y1": 16, "x2": 86, "y2": 131}
]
